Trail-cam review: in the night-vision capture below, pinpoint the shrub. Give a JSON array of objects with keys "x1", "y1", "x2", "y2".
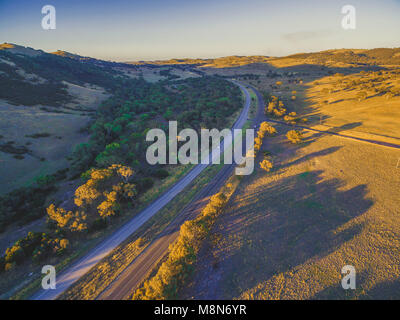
[
  {"x1": 284, "y1": 112, "x2": 298, "y2": 125},
  {"x1": 133, "y1": 188, "x2": 233, "y2": 300},
  {"x1": 4, "y1": 262, "x2": 16, "y2": 272},
  {"x1": 260, "y1": 159, "x2": 273, "y2": 172},
  {"x1": 47, "y1": 204, "x2": 87, "y2": 232},
  {"x1": 286, "y1": 130, "x2": 303, "y2": 144},
  {"x1": 0, "y1": 232, "x2": 69, "y2": 270},
  {"x1": 254, "y1": 122, "x2": 277, "y2": 155},
  {"x1": 5, "y1": 245, "x2": 24, "y2": 265}
]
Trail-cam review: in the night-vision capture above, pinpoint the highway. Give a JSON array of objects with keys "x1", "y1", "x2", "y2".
[
  {"x1": 98, "y1": 84, "x2": 400, "y2": 300},
  {"x1": 31, "y1": 81, "x2": 252, "y2": 300},
  {"x1": 97, "y1": 84, "x2": 265, "y2": 300}
]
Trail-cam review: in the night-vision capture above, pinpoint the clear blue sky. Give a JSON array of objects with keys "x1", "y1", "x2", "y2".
[{"x1": 1, "y1": 0, "x2": 400, "y2": 61}]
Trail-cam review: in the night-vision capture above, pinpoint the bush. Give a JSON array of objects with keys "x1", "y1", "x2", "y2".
[
  {"x1": 4, "y1": 262, "x2": 16, "y2": 272},
  {"x1": 0, "y1": 232, "x2": 70, "y2": 270},
  {"x1": 260, "y1": 159, "x2": 273, "y2": 172},
  {"x1": 5, "y1": 245, "x2": 25, "y2": 264},
  {"x1": 286, "y1": 130, "x2": 303, "y2": 144},
  {"x1": 133, "y1": 188, "x2": 233, "y2": 300}
]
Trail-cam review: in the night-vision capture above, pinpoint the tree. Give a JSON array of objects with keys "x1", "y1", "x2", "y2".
[
  {"x1": 47, "y1": 204, "x2": 87, "y2": 232},
  {"x1": 286, "y1": 130, "x2": 303, "y2": 144},
  {"x1": 259, "y1": 122, "x2": 277, "y2": 136},
  {"x1": 260, "y1": 159, "x2": 273, "y2": 172},
  {"x1": 113, "y1": 164, "x2": 134, "y2": 183}
]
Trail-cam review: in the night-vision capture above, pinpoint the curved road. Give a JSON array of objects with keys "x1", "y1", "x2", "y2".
[
  {"x1": 31, "y1": 81, "x2": 252, "y2": 300},
  {"x1": 97, "y1": 83, "x2": 265, "y2": 300}
]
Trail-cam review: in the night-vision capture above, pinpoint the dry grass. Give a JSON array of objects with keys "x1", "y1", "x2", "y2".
[
  {"x1": 118, "y1": 66, "x2": 200, "y2": 83},
  {"x1": 183, "y1": 108, "x2": 400, "y2": 300},
  {"x1": 59, "y1": 162, "x2": 225, "y2": 300},
  {"x1": 303, "y1": 71, "x2": 400, "y2": 140},
  {"x1": 130, "y1": 56, "x2": 272, "y2": 69},
  {"x1": 0, "y1": 101, "x2": 91, "y2": 194}
]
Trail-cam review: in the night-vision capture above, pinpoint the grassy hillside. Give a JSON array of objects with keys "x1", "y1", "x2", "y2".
[
  {"x1": 183, "y1": 121, "x2": 400, "y2": 299},
  {"x1": 0, "y1": 44, "x2": 244, "y2": 298},
  {"x1": 180, "y1": 51, "x2": 400, "y2": 300},
  {"x1": 130, "y1": 48, "x2": 400, "y2": 70},
  {"x1": 0, "y1": 43, "x2": 122, "y2": 107}
]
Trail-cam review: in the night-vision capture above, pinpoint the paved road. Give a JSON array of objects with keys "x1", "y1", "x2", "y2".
[
  {"x1": 100, "y1": 85, "x2": 400, "y2": 300},
  {"x1": 97, "y1": 84, "x2": 265, "y2": 300},
  {"x1": 97, "y1": 158, "x2": 236, "y2": 300},
  {"x1": 31, "y1": 81, "x2": 252, "y2": 300}
]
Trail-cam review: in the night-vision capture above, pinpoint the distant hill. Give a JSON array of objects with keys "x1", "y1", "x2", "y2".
[
  {"x1": 2, "y1": 44, "x2": 400, "y2": 107},
  {"x1": 278, "y1": 48, "x2": 400, "y2": 67},
  {"x1": 0, "y1": 43, "x2": 129, "y2": 106},
  {"x1": 129, "y1": 48, "x2": 400, "y2": 69},
  {"x1": 128, "y1": 55, "x2": 272, "y2": 68}
]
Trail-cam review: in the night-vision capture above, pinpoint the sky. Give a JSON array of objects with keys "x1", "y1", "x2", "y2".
[{"x1": 1, "y1": 0, "x2": 400, "y2": 61}]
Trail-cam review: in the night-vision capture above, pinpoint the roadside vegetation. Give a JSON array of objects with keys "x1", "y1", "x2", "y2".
[
  {"x1": 179, "y1": 50, "x2": 400, "y2": 300},
  {"x1": 3, "y1": 43, "x2": 400, "y2": 300},
  {"x1": 0, "y1": 44, "x2": 243, "y2": 297},
  {"x1": 133, "y1": 174, "x2": 241, "y2": 300}
]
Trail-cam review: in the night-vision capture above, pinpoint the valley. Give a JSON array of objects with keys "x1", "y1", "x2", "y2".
[{"x1": 0, "y1": 43, "x2": 399, "y2": 301}]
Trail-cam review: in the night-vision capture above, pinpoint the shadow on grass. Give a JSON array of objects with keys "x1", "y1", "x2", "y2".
[
  {"x1": 296, "y1": 121, "x2": 363, "y2": 145},
  {"x1": 210, "y1": 169, "x2": 373, "y2": 299},
  {"x1": 277, "y1": 146, "x2": 343, "y2": 171},
  {"x1": 312, "y1": 268, "x2": 400, "y2": 300}
]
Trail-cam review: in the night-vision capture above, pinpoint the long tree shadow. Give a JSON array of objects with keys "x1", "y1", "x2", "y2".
[
  {"x1": 293, "y1": 121, "x2": 363, "y2": 145},
  {"x1": 312, "y1": 269, "x2": 400, "y2": 300},
  {"x1": 277, "y1": 146, "x2": 343, "y2": 171},
  {"x1": 213, "y1": 169, "x2": 373, "y2": 299}
]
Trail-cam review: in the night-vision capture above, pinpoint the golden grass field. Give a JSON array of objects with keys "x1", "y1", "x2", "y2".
[
  {"x1": 182, "y1": 62, "x2": 400, "y2": 299},
  {"x1": 2, "y1": 47, "x2": 400, "y2": 299},
  {"x1": 304, "y1": 71, "x2": 400, "y2": 140},
  {"x1": 183, "y1": 122, "x2": 400, "y2": 299}
]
